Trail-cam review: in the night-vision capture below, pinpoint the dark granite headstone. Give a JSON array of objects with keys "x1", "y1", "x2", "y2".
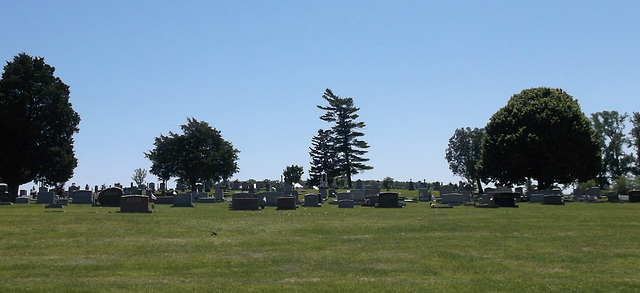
[{"x1": 120, "y1": 195, "x2": 150, "y2": 213}]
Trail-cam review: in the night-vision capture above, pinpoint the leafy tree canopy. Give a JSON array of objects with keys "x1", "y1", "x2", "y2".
[
  {"x1": 0, "y1": 53, "x2": 80, "y2": 201},
  {"x1": 283, "y1": 165, "x2": 304, "y2": 186},
  {"x1": 481, "y1": 87, "x2": 600, "y2": 190},
  {"x1": 145, "y1": 118, "x2": 239, "y2": 191},
  {"x1": 445, "y1": 127, "x2": 486, "y2": 193}
]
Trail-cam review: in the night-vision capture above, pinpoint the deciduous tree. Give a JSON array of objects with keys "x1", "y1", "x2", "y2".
[
  {"x1": 145, "y1": 118, "x2": 239, "y2": 191},
  {"x1": 591, "y1": 111, "x2": 633, "y2": 188},
  {"x1": 481, "y1": 87, "x2": 600, "y2": 190},
  {"x1": 283, "y1": 165, "x2": 304, "y2": 187},
  {"x1": 0, "y1": 53, "x2": 80, "y2": 201},
  {"x1": 445, "y1": 127, "x2": 486, "y2": 193}
]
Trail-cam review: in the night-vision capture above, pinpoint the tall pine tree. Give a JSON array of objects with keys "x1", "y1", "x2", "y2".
[
  {"x1": 308, "y1": 129, "x2": 337, "y2": 187},
  {"x1": 316, "y1": 88, "x2": 372, "y2": 188}
]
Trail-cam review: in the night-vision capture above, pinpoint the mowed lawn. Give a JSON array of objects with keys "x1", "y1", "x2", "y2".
[{"x1": 1, "y1": 197, "x2": 639, "y2": 292}]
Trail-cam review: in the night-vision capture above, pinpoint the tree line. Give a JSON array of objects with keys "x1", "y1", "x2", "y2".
[{"x1": 446, "y1": 87, "x2": 640, "y2": 193}]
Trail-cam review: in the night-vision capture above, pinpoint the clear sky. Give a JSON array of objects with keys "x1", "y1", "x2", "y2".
[{"x1": 2, "y1": 1, "x2": 639, "y2": 190}]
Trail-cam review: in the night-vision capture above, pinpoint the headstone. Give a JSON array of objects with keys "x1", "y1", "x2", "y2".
[
  {"x1": 304, "y1": 194, "x2": 321, "y2": 207},
  {"x1": 36, "y1": 191, "x2": 55, "y2": 204},
  {"x1": 460, "y1": 190, "x2": 473, "y2": 202},
  {"x1": 230, "y1": 197, "x2": 259, "y2": 210},
  {"x1": 408, "y1": 180, "x2": 415, "y2": 191},
  {"x1": 15, "y1": 197, "x2": 30, "y2": 204},
  {"x1": 98, "y1": 187, "x2": 124, "y2": 207},
  {"x1": 120, "y1": 195, "x2": 150, "y2": 213},
  {"x1": 376, "y1": 192, "x2": 401, "y2": 208},
  {"x1": 338, "y1": 200, "x2": 354, "y2": 208},
  {"x1": 493, "y1": 193, "x2": 518, "y2": 207},
  {"x1": 351, "y1": 190, "x2": 366, "y2": 204},
  {"x1": 148, "y1": 182, "x2": 155, "y2": 193},
  {"x1": 159, "y1": 182, "x2": 166, "y2": 193},
  {"x1": 440, "y1": 194, "x2": 465, "y2": 205},
  {"x1": 418, "y1": 188, "x2": 431, "y2": 202},
  {"x1": 337, "y1": 192, "x2": 352, "y2": 201},
  {"x1": 172, "y1": 194, "x2": 194, "y2": 207},
  {"x1": 628, "y1": 190, "x2": 640, "y2": 203},
  {"x1": 543, "y1": 194, "x2": 565, "y2": 205},
  {"x1": 586, "y1": 187, "x2": 601, "y2": 199},
  {"x1": 19, "y1": 189, "x2": 27, "y2": 197},
  {"x1": 355, "y1": 179, "x2": 363, "y2": 189},
  {"x1": 440, "y1": 185, "x2": 454, "y2": 196},
  {"x1": 364, "y1": 194, "x2": 378, "y2": 206},
  {"x1": 432, "y1": 182, "x2": 441, "y2": 191},
  {"x1": 319, "y1": 187, "x2": 328, "y2": 200},
  {"x1": 241, "y1": 182, "x2": 249, "y2": 191},
  {"x1": 259, "y1": 192, "x2": 284, "y2": 207},
  {"x1": 573, "y1": 188, "x2": 585, "y2": 202},
  {"x1": 529, "y1": 194, "x2": 544, "y2": 203},
  {"x1": 606, "y1": 191, "x2": 620, "y2": 203},
  {"x1": 214, "y1": 188, "x2": 224, "y2": 202},
  {"x1": 277, "y1": 197, "x2": 297, "y2": 210}
]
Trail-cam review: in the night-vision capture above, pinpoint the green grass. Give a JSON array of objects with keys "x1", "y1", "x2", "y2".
[{"x1": 1, "y1": 199, "x2": 640, "y2": 292}]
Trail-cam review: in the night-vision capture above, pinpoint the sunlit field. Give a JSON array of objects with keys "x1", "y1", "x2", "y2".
[{"x1": 1, "y1": 193, "x2": 639, "y2": 292}]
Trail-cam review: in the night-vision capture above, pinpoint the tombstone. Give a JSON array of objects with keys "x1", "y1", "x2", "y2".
[
  {"x1": 68, "y1": 184, "x2": 80, "y2": 194},
  {"x1": 364, "y1": 188, "x2": 378, "y2": 197},
  {"x1": 337, "y1": 192, "x2": 352, "y2": 201},
  {"x1": 120, "y1": 195, "x2": 150, "y2": 213},
  {"x1": 57, "y1": 198, "x2": 70, "y2": 205},
  {"x1": 304, "y1": 194, "x2": 322, "y2": 207},
  {"x1": 364, "y1": 194, "x2": 378, "y2": 206},
  {"x1": 492, "y1": 193, "x2": 518, "y2": 207},
  {"x1": 543, "y1": 194, "x2": 565, "y2": 205},
  {"x1": 15, "y1": 197, "x2": 30, "y2": 204},
  {"x1": 147, "y1": 182, "x2": 155, "y2": 193},
  {"x1": 628, "y1": 190, "x2": 640, "y2": 203},
  {"x1": 440, "y1": 194, "x2": 465, "y2": 205},
  {"x1": 98, "y1": 187, "x2": 124, "y2": 207},
  {"x1": 214, "y1": 188, "x2": 225, "y2": 203},
  {"x1": 408, "y1": 180, "x2": 415, "y2": 191},
  {"x1": 529, "y1": 194, "x2": 544, "y2": 203},
  {"x1": 586, "y1": 187, "x2": 601, "y2": 200},
  {"x1": 39, "y1": 186, "x2": 49, "y2": 194},
  {"x1": 479, "y1": 194, "x2": 492, "y2": 205},
  {"x1": 376, "y1": 192, "x2": 401, "y2": 208},
  {"x1": 36, "y1": 191, "x2": 55, "y2": 204},
  {"x1": 241, "y1": 182, "x2": 249, "y2": 191},
  {"x1": 159, "y1": 182, "x2": 166, "y2": 193},
  {"x1": 439, "y1": 185, "x2": 454, "y2": 196},
  {"x1": 418, "y1": 188, "x2": 431, "y2": 202},
  {"x1": 259, "y1": 192, "x2": 284, "y2": 207},
  {"x1": 338, "y1": 199, "x2": 355, "y2": 208},
  {"x1": 606, "y1": 191, "x2": 620, "y2": 203},
  {"x1": 19, "y1": 189, "x2": 27, "y2": 197},
  {"x1": 355, "y1": 179, "x2": 363, "y2": 189},
  {"x1": 328, "y1": 188, "x2": 337, "y2": 197},
  {"x1": 69, "y1": 190, "x2": 93, "y2": 204},
  {"x1": 573, "y1": 188, "x2": 585, "y2": 202},
  {"x1": 432, "y1": 182, "x2": 441, "y2": 191},
  {"x1": 230, "y1": 197, "x2": 259, "y2": 210},
  {"x1": 318, "y1": 187, "x2": 328, "y2": 201},
  {"x1": 171, "y1": 194, "x2": 194, "y2": 207},
  {"x1": 351, "y1": 189, "x2": 366, "y2": 204},
  {"x1": 277, "y1": 197, "x2": 297, "y2": 210}
]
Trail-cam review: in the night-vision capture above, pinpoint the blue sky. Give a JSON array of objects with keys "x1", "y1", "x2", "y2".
[{"x1": 2, "y1": 1, "x2": 639, "y2": 190}]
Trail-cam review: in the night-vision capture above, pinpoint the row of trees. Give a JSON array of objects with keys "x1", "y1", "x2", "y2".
[{"x1": 446, "y1": 87, "x2": 640, "y2": 192}]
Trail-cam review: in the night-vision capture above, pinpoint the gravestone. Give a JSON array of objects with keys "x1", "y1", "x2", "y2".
[
  {"x1": 15, "y1": 197, "x2": 30, "y2": 204},
  {"x1": 71, "y1": 190, "x2": 94, "y2": 204},
  {"x1": 408, "y1": 180, "x2": 415, "y2": 191},
  {"x1": 172, "y1": 194, "x2": 194, "y2": 207},
  {"x1": 440, "y1": 194, "x2": 465, "y2": 205},
  {"x1": 492, "y1": 193, "x2": 518, "y2": 207},
  {"x1": 628, "y1": 190, "x2": 640, "y2": 203},
  {"x1": 148, "y1": 182, "x2": 155, "y2": 193},
  {"x1": 338, "y1": 199, "x2": 355, "y2": 208},
  {"x1": 277, "y1": 197, "x2": 297, "y2": 210},
  {"x1": 460, "y1": 190, "x2": 473, "y2": 202},
  {"x1": 214, "y1": 188, "x2": 225, "y2": 202},
  {"x1": 351, "y1": 190, "x2": 366, "y2": 204},
  {"x1": 36, "y1": 192, "x2": 55, "y2": 204},
  {"x1": 418, "y1": 188, "x2": 431, "y2": 202},
  {"x1": 573, "y1": 188, "x2": 585, "y2": 202},
  {"x1": 318, "y1": 187, "x2": 328, "y2": 201},
  {"x1": 543, "y1": 194, "x2": 565, "y2": 205},
  {"x1": 364, "y1": 188, "x2": 378, "y2": 197},
  {"x1": 586, "y1": 187, "x2": 601, "y2": 200},
  {"x1": 364, "y1": 194, "x2": 378, "y2": 206},
  {"x1": 439, "y1": 185, "x2": 454, "y2": 196},
  {"x1": 376, "y1": 192, "x2": 401, "y2": 208},
  {"x1": 304, "y1": 194, "x2": 321, "y2": 207},
  {"x1": 19, "y1": 190, "x2": 27, "y2": 197},
  {"x1": 529, "y1": 194, "x2": 544, "y2": 203},
  {"x1": 241, "y1": 182, "x2": 249, "y2": 191},
  {"x1": 98, "y1": 187, "x2": 124, "y2": 207},
  {"x1": 337, "y1": 192, "x2": 352, "y2": 201},
  {"x1": 120, "y1": 195, "x2": 150, "y2": 213},
  {"x1": 230, "y1": 197, "x2": 259, "y2": 210},
  {"x1": 606, "y1": 191, "x2": 620, "y2": 203},
  {"x1": 260, "y1": 192, "x2": 284, "y2": 207},
  {"x1": 355, "y1": 179, "x2": 363, "y2": 189}
]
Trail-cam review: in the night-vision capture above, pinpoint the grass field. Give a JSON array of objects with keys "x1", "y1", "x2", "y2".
[{"x1": 1, "y1": 194, "x2": 639, "y2": 292}]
